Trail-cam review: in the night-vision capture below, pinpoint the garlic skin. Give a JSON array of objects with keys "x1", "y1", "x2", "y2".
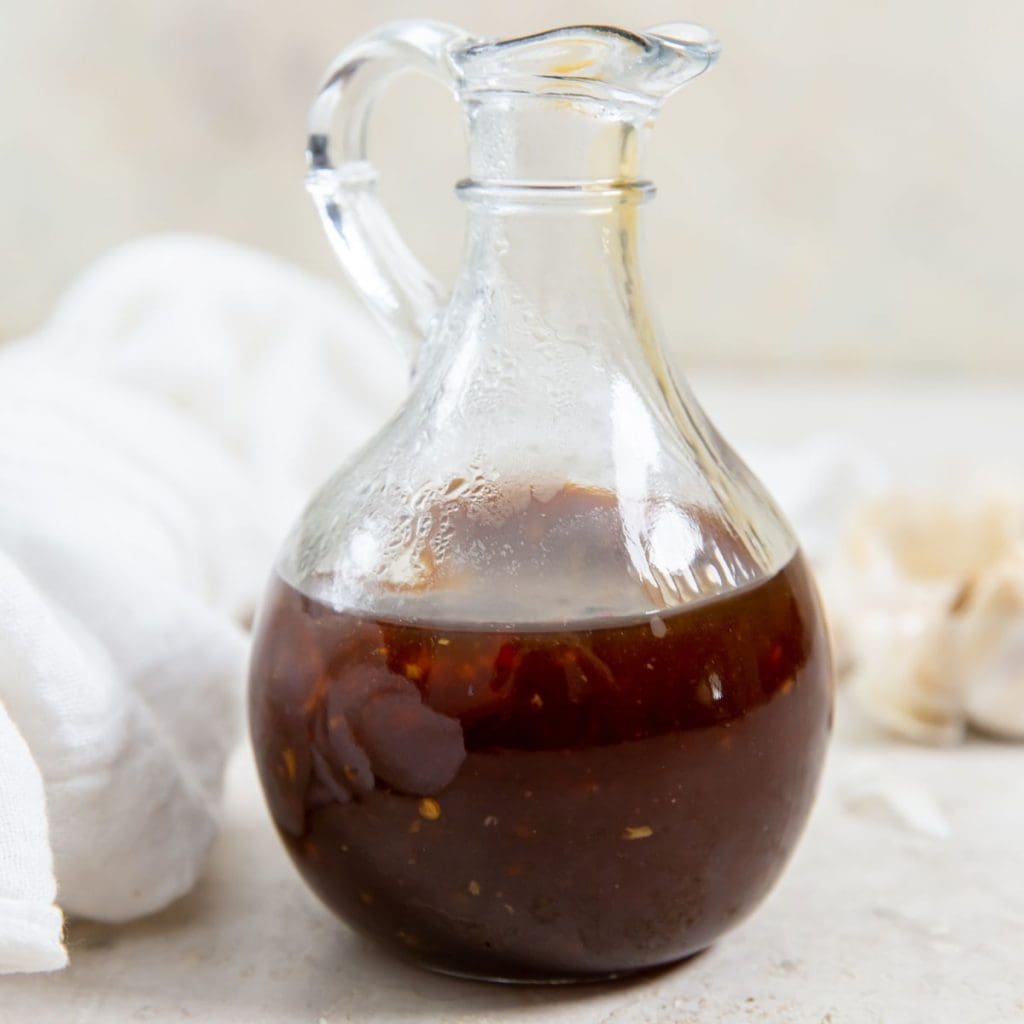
[
  {"x1": 955, "y1": 550, "x2": 1024, "y2": 739},
  {"x1": 824, "y1": 487, "x2": 1024, "y2": 744}
]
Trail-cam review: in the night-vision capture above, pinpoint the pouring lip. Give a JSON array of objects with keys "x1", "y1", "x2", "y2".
[
  {"x1": 460, "y1": 22, "x2": 720, "y2": 61},
  {"x1": 646, "y1": 22, "x2": 722, "y2": 62},
  {"x1": 462, "y1": 23, "x2": 652, "y2": 55},
  {"x1": 454, "y1": 22, "x2": 719, "y2": 105}
]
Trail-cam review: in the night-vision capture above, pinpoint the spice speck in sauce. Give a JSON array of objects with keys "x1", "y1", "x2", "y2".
[
  {"x1": 418, "y1": 797, "x2": 442, "y2": 821},
  {"x1": 623, "y1": 825, "x2": 654, "y2": 840}
]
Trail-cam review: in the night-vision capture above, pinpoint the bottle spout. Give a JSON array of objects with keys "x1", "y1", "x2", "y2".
[
  {"x1": 456, "y1": 22, "x2": 720, "y2": 108},
  {"x1": 643, "y1": 23, "x2": 721, "y2": 98},
  {"x1": 455, "y1": 23, "x2": 718, "y2": 189}
]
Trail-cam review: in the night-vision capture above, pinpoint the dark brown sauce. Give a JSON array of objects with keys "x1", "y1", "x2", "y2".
[{"x1": 249, "y1": 493, "x2": 832, "y2": 981}]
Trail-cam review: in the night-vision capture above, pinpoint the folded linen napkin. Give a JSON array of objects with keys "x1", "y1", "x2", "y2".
[
  {"x1": 0, "y1": 699, "x2": 63, "y2": 973},
  {"x1": 0, "y1": 235, "x2": 404, "y2": 973}
]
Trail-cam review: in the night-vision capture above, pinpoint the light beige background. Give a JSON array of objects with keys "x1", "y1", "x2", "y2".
[{"x1": 2, "y1": 1, "x2": 1021, "y2": 373}]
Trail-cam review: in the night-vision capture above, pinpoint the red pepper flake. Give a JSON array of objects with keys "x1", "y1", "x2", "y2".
[
  {"x1": 301, "y1": 672, "x2": 329, "y2": 713},
  {"x1": 495, "y1": 643, "x2": 518, "y2": 673}
]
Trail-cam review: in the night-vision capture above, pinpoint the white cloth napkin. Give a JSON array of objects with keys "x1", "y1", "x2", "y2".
[{"x1": 0, "y1": 235, "x2": 404, "y2": 973}]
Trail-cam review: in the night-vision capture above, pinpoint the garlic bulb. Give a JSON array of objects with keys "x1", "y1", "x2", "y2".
[{"x1": 823, "y1": 486, "x2": 1024, "y2": 744}]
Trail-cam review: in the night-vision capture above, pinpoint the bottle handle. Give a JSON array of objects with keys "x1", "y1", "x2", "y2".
[{"x1": 306, "y1": 21, "x2": 469, "y2": 357}]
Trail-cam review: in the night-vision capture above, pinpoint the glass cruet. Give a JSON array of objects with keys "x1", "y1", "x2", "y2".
[{"x1": 249, "y1": 19, "x2": 833, "y2": 983}]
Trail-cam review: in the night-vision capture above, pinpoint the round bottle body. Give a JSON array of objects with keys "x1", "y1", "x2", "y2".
[{"x1": 249, "y1": 490, "x2": 832, "y2": 982}]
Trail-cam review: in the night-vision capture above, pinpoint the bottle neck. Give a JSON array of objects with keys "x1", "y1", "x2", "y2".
[
  {"x1": 445, "y1": 189, "x2": 654, "y2": 360},
  {"x1": 407, "y1": 95, "x2": 669, "y2": 501},
  {"x1": 464, "y1": 93, "x2": 653, "y2": 187},
  {"x1": 409, "y1": 93, "x2": 659, "y2": 370}
]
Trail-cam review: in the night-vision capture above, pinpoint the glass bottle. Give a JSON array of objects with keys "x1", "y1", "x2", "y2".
[{"x1": 249, "y1": 20, "x2": 833, "y2": 983}]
